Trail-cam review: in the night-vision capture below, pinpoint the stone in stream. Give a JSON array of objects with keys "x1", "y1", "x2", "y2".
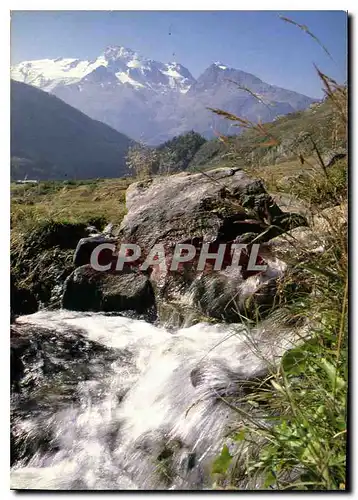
[
  {"x1": 62, "y1": 264, "x2": 156, "y2": 316},
  {"x1": 73, "y1": 235, "x2": 118, "y2": 268},
  {"x1": 10, "y1": 321, "x2": 124, "y2": 466}
]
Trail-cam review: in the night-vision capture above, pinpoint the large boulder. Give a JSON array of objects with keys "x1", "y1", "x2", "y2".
[
  {"x1": 118, "y1": 168, "x2": 308, "y2": 321},
  {"x1": 119, "y1": 168, "x2": 305, "y2": 248},
  {"x1": 62, "y1": 265, "x2": 156, "y2": 316}
]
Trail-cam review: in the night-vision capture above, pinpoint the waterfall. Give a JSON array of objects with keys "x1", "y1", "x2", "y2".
[{"x1": 11, "y1": 309, "x2": 303, "y2": 490}]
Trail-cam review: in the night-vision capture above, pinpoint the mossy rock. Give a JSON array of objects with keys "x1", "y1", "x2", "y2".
[{"x1": 11, "y1": 221, "x2": 93, "y2": 310}]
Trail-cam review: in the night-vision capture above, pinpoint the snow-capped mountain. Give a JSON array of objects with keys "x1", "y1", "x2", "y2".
[
  {"x1": 11, "y1": 46, "x2": 316, "y2": 144},
  {"x1": 11, "y1": 46, "x2": 195, "y2": 94}
]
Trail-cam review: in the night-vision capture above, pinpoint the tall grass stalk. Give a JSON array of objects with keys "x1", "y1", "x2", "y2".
[{"x1": 208, "y1": 16, "x2": 348, "y2": 491}]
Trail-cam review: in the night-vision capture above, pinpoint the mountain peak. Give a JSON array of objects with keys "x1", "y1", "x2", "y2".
[
  {"x1": 103, "y1": 45, "x2": 138, "y2": 61},
  {"x1": 213, "y1": 61, "x2": 229, "y2": 70},
  {"x1": 11, "y1": 49, "x2": 316, "y2": 144}
]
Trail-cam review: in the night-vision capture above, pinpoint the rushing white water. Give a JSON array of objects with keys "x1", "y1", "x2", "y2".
[{"x1": 11, "y1": 309, "x2": 304, "y2": 490}]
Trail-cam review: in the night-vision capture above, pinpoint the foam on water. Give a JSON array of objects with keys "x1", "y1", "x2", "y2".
[{"x1": 11, "y1": 309, "x2": 301, "y2": 490}]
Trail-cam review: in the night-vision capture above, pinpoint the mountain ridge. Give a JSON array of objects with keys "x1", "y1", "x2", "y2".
[
  {"x1": 11, "y1": 80, "x2": 134, "y2": 180},
  {"x1": 11, "y1": 45, "x2": 317, "y2": 144},
  {"x1": 11, "y1": 45, "x2": 196, "y2": 94}
]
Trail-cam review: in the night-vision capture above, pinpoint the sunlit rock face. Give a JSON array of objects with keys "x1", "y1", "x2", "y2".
[{"x1": 117, "y1": 167, "x2": 307, "y2": 321}]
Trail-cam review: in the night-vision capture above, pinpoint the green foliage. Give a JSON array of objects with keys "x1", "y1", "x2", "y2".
[
  {"x1": 247, "y1": 324, "x2": 347, "y2": 490},
  {"x1": 287, "y1": 159, "x2": 347, "y2": 209},
  {"x1": 126, "y1": 131, "x2": 206, "y2": 177},
  {"x1": 11, "y1": 178, "x2": 131, "y2": 310},
  {"x1": 11, "y1": 177, "x2": 130, "y2": 306},
  {"x1": 157, "y1": 131, "x2": 206, "y2": 173},
  {"x1": 212, "y1": 445, "x2": 233, "y2": 475},
  {"x1": 190, "y1": 97, "x2": 346, "y2": 172}
]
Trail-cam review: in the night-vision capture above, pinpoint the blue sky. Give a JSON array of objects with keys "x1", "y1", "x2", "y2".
[{"x1": 11, "y1": 10, "x2": 347, "y2": 98}]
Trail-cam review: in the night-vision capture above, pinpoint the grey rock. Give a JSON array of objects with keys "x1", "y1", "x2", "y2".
[
  {"x1": 119, "y1": 167, "x2": 307, "y2": 322},
  {"x1": 120, "y1": 168, "x2": 281, "y2": 249},
  {"x1": 73, "y1": 236, "x2": 118, "y2": 268},
  {"x1": 62, "y1": 265, "x2": 155, "y2": 314},
  {"x1": 322, "y1": 147, "x2": 347, "y2": 168}
]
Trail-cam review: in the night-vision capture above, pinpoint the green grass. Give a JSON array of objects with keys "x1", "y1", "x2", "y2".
[
  {"x1": 190, "y1": 95, "x2": 346, "y2": 173},
  {"x1": 212, "y1": 218, "x2": 348, "y2": 490},
  {"x1": 204, "y1": 31, "x2": 348, "y2": 488},
  {"x1": 208, "y1": 154, "x2": 347, "y2": 489},
  {"x1": 11, "y1": 177, "x2": 132, "y2": 308},
  {"x1": 11, "y1": 177, "x2": 131, "y2": 245}
]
